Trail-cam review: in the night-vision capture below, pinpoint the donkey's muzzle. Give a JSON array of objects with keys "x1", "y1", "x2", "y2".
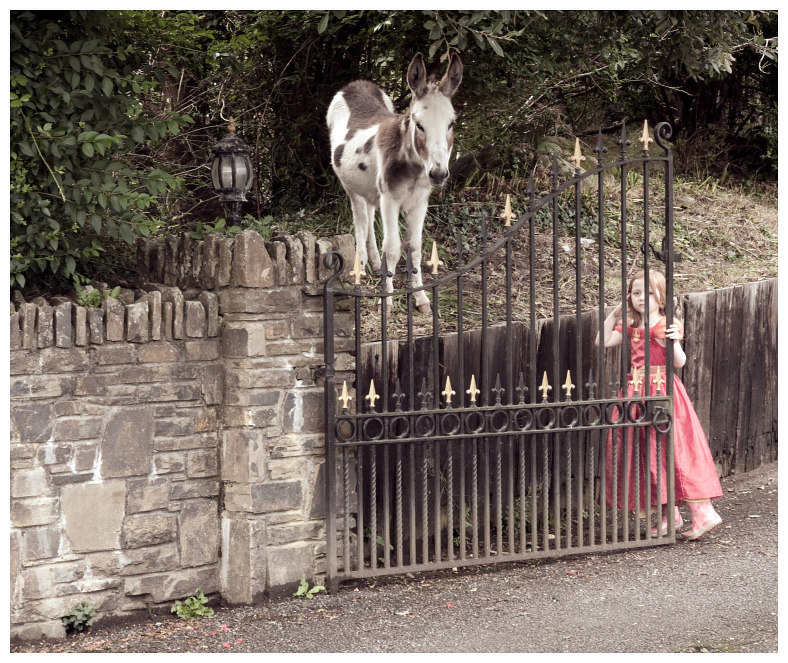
[{"x1": 429, "y1": 167, "x2": 449, "y2": 186}]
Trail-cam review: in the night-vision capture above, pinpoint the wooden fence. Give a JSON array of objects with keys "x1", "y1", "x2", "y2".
[{"x1": 360, "y1": 278, "x2": 777, "y2": 479}]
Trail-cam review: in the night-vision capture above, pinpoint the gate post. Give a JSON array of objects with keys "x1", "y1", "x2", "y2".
[{"x1": 322, "y1": 252, "x2": 343, "y2": 593}]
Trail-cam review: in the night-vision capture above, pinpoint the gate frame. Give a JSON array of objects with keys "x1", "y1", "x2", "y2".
[{"x1": 322, "y1": 121, "x2": 678, "y2": 592}]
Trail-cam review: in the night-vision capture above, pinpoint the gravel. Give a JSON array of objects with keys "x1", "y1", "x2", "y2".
[{"x1": 13, "y1": 461, "x2": 777, "y2": 653}]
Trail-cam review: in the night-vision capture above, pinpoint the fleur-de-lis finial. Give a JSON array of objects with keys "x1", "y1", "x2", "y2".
[
  {"x1": 348, "y1": 251, "x2": 363, "y2": 285},
  {"x1": 563, "y1": 370, "x2": 575, "y2": 400},
  {"x1": 442, "y1": 375, "x2": 456, "y2": 407},
  {"x1": 426, "y1": 241, "x2": 444, "y2": 275},
  {"x1": 492, "y1": 373, "x2": 505, "y2": 405},
  {"x1": 638, "y1": 120, "x2": 653, "y2": 151},
  {"x1": 466, "y1": 374, "x2": 480, "y2": 405},
  {"x1": 586, "y1": 369, "x2": 597, "y2": 400},
  {"x1": 630, "y1": 367, "x2": 643, "y2": 396},
  {"x1": 338, "y1": 381, "x2": 353, "y2": 411},
  {"x1": 365, "y1": 380, "x2": 380, "y2": 410},
  {"x1": 499, "y1": 194, "x2": 516, "y2": 227},
  {"x1": 393, "y1": 378, "x2": 405, "y2": 412},
  {"x1": 653, "y1": 365, "x2": 666, "y2": 395},
  {"x1": 538, "y1": 372, "x2": 552, "y2": 402},
  {"x1": 569, "y1": 138, "x2": 586, "y2": 171},
  {"x1": 418, "y1": 377, "x2": 431, "y2": 411},
  {"x1": 516, "y1": 372, "x2": 528, "y2": 404}
]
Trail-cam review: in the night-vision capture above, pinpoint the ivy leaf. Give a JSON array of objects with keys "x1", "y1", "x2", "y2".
[
  {"x1": 318, "y1": 13, "x2": 329, "y2": 34},
  {"x1": 82, "y1": 142, "x2": 94, "y2": 157},
  {"x1": 91, "y1": 214, "x2": 102, "y2": 233},
  {"x1": 65, "y1": 255, "x2": 76, "y2": 274},
  {"x1": 101, "y1": 76, "x2": 113, "y2": 97}
]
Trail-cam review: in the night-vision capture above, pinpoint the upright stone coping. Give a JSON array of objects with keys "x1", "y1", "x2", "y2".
[{"x1": 9, "y1": 229, "x2": 357, "y2": 642}]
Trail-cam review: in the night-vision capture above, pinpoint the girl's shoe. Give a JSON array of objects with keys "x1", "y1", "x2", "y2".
[
  {"x1": 682, "y1": 499, "x2": 722, "y2": 541},
  {"x1": 650, "y1": 506, "x2": 683, "y2": 536}
]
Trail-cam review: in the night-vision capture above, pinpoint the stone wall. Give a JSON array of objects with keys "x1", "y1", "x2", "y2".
[{"x1": 10, "y1": 230, "x2": 356, "y2": 640}]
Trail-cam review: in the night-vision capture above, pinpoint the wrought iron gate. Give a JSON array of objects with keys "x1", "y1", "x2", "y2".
[{"x1": 322, "y1": 121, "x2": 678, "y2": 592}]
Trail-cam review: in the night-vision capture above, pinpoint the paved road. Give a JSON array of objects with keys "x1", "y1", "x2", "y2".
[{"x1": 14, "y1": 461, "x2": 778, "y2": 653}]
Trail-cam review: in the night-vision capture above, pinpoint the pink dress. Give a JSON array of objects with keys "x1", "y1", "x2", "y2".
[{"x1": 605, "y1": 318, "x2": 722, "y2": 509}]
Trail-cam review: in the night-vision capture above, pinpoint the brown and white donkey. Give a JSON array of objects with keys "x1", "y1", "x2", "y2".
[{"x1": 327, "y1": 53, "x2": 463, "y2": 314}]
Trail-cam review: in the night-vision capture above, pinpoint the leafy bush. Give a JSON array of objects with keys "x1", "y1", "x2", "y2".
[
  {"x1": 61, "y1": 601, "x2": 96, "y2": 634},
  {"x1": 171, "y1": 589, "x2": 214, "y2": 620},
  {"x1": 10, "y1": 10, "x2": 194, "y2": 288}
]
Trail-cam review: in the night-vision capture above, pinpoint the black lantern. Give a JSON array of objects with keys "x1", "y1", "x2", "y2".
[{"x1": 211, "y1": 117, "x2": 253, "y2": 227}]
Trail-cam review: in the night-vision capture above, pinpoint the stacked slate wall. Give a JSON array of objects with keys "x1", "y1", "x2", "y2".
[{"x1": 9, "y1": 230, "x2": 356, "y2": 641}]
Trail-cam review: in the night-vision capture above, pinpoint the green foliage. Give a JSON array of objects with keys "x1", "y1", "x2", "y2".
[
  {"x1": 10, "y1": 10, "x2": 194, "y2": 288},
  {"x1": 9, "y1": 10, "x2": 776, "y2": 292},
  {"x1": 171, "y1": 589, "x2": 214, "y2": 620},
  {"x1": 293, "y1": 576, "x2": 325, "y2": 599},
  {"x1": 73, "y1": 275, "x2": 120, "y2": 307},
  {"x1": 61, "y1": 601, "x2": 96, "y2": 633}
]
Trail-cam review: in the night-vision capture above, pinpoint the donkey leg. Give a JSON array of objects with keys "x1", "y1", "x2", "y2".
[
  {"x1": 379, "y1": 196, "x2": 402, "y2": 315},
  {"x1": 404, "y1": 198, "x2": 432, "y2": 315},
  {"x1": 349, "y1": 193, "x2": 373, "y2": 269},
  {"x1": 365, "y1": 201, "x2": 382, "y2": 271}
]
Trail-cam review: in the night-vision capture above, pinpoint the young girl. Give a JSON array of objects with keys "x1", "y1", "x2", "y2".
[{"x1": 596, "y1": 270, "x2": 722, "y2": 540}]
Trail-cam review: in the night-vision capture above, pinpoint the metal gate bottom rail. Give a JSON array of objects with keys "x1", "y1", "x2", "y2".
[{"x1": 333, "y1": 535, "x2": 675, "y2": 582}]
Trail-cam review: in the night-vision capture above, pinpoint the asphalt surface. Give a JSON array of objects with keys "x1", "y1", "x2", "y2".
[{"x1": 13, "y1": 460, "x2": 778, "y2": 653}]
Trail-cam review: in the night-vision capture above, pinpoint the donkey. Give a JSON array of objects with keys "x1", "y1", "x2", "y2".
[{"x1": 327, "y1": 52, "x2": 463, "y2": 314}]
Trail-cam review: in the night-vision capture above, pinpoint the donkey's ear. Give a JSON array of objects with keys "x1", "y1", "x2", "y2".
[
  {"x1": 407, "y1": 53, "x2": 428, "y2": 98},
  {"x1": 438, "y1": 53, "x2": 463, "y2": 98}
]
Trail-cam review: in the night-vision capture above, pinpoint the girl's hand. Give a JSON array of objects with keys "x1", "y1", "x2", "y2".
[
  {"x1": 612, "y1": 297, "x2": 627, "y2": 318},
  {"x1": 665, "y1": 323, "x2": 682, "y2": 340}
]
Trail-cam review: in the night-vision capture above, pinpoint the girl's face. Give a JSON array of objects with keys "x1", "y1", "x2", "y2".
[{"x1": 629, "y1": 278, "x2": 661, "y2": 318}]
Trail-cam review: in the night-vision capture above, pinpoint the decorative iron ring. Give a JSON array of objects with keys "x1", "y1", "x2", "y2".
[
  {"x1": 362, "y1": 417, "x2": 385, "y2": 440},
  {"x1": 560, "y1": 406, "x2": 579, "y2": 428},
  {"x1": 654, "y1": 122, "x2": 673, "y2": 151},
  {"x1": 626, "y1": 400, "x2": 646, "y2": 423},
  {"x1": 512, "y1": 408, "x2": 533, "y2": 432},
  {"x1": 389, "y1": 415, "x2": 410, "y2": 439},
  {"x1": 415, "y1": 413, "x2": 435, "y2": 438},
  {"x1": 605, "y1": 402, "x2": 624, "y2": 425},
  {"x1": 653, "y1": 406, "x2": 672, "y2": 434},
  {"x1": 464, "y1": 410, "x2": 485, "y2": 435},
  {"x1": 583, "y1": 404, "x2": 602, "y2": 426},
  {"x1": 335, "y1": 418, "x2": 356, "y2": 442},
  {"x1": 488, "y1": 409, "x2": 510, "y2": 433},
  {"x1": 440, "y1": 412, "x2": 461, "y2": 436},
  {"x1": 536, "y1": 407, "x2": 557, "y2": 430}
]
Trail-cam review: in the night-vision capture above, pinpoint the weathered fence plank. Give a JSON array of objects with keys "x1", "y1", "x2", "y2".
[{"x1": 361, "y1": 279, "x2": 777, "y2": 478}]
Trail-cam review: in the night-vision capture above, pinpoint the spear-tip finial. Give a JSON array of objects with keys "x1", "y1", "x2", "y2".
[
  {"x1": 426, "y1": 241, "x2": 444, "y2": 275},
  {"x1": 365, "y1": 380, "x2": 380, "y2": 410},
  {"x1": 499, "y1": 194, "x2": 516, "y2": 227},
  {"x1": 562, "y1": 370, "x2": 575, "y2": 400},
  {"x1": 569, "y1": 138, "x2": 586, "y2": 171},
  {"x1": 653, "y1": 365, "x2": 666, "y2": 394},
  {"x1": 466, "y1": 374, "x2": 480, "y2": 404},
  {"x1": 538, "y1": 372, "x2": 552, "y2": 402},
  {"x1": 338, "y1": 381, "x2": 353, "y2": 410},
  {"x1": 630, "y1": 367, "x2": 643, "y2": 395},
  {"x1": 639, "y1": 120, "x2": 653, "y2": 151},
  {"x1": 442, "y1": 375, "x2": 456, "y2": 407},
  {"x1": 348, "y1": 251, "x2": 363, "y2": 285}
]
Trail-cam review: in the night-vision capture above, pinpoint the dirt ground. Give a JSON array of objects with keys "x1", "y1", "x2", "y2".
[{"x1": 13, "y1": 460, "x2": 777, "y2": 654}]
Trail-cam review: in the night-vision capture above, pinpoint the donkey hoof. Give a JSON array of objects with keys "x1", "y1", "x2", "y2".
[{"x1": 416, "y1": 303, "x2": 432, "y2": 315}]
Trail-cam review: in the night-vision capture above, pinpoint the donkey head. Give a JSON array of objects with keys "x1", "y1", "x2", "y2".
[{"x1": 406, "y1": 52, "x2": 463, "y2": 186}]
